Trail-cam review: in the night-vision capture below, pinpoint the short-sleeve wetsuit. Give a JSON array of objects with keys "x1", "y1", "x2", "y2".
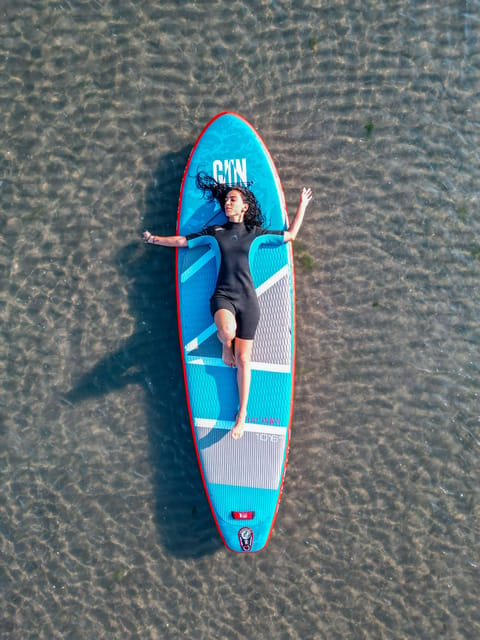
[{"x1": 186, "y1": 221, "x2": 284, "y2": 340}]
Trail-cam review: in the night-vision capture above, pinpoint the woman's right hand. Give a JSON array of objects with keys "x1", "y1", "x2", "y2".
[{"x1": 143, "y1": 231, "x2": 153, "y2": 243}]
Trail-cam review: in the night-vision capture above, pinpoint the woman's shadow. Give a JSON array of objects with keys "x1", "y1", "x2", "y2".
[{"x1": 65, "y1": 147, "x2": 222, "y2": 557}]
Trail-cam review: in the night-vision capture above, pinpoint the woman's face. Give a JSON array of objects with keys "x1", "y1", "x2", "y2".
[{"x1": 225, "y1": 189, "x2": 248, "y2": 221}]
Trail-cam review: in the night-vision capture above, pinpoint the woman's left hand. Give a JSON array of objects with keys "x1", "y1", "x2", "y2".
[{"x1": 300, "y1": 187, "x2": 313, "y2": 208}]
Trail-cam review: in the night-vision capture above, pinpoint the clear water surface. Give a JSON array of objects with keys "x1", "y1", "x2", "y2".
[{"x1": 1, "y1": 1, "x2": 479, "y2": 638}]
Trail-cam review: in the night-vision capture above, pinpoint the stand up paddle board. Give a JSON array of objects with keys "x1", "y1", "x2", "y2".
[{"x1": 176, "y1": 112, "x2": 295, "y2": 553}]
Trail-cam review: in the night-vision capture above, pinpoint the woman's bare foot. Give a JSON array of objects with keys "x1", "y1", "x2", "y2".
[
  {"x1": 231, "y1": 414, "x2": 246, "y2": 439},
  {"x1": 222, "y1": 342, "x2": 236, "y2": 367}
]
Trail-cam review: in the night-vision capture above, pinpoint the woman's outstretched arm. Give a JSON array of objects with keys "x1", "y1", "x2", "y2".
[
  {"x1": 283, "y1": 187, "x2": 313, "y2": 243},
  {"x1": 143, "y1": 231, "x2": 188, "y2": 248}
]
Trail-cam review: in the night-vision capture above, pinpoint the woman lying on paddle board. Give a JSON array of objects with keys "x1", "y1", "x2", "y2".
[{"x1": 143, "y1": 174, "x2": 312, "y2": 439}]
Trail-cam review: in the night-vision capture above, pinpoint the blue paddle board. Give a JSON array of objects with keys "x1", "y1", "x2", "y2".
[{"x1": 176, "y1": 112, "x2": 295, "y2": 553}]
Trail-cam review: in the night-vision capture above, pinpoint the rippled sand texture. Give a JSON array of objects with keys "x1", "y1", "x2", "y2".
[{"x1": 1, "y1": 1, "x2": 479, "y2": 638}]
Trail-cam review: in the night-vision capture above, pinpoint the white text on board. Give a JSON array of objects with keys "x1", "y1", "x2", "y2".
[{"x1": 212, "y1": 158, "x2": 247, "y2": 185}]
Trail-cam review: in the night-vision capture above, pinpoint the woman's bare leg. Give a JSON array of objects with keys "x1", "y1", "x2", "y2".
[
  {"x1": 231, "y1": 338, "x2": 253, "y2": 439},
  {"x1": 213, "y1": 311, "x2": 253, "y2": 439}
]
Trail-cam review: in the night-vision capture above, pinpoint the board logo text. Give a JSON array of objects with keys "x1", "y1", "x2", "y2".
[
  {"x1": 246, "y1": 416, "x2": 280, "y2": 426},
  {"x1": 213, "y1": 158, "x2": 247, "y2": 185}
]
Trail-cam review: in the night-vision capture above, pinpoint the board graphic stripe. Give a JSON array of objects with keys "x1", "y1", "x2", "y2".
[
  {"x1": 186, "y1": 355, "x2": 291, "y2": 373},
  {"x1": 181, "y1": 248, "x2": 215, "y2": 283},
  {"x1": 184, "y1": 324, "x2": 217, "y2": 353},
  {"x1": 256, "y1": 265, "x2": 289, "y2": 297},
  {"x1": 194, "y1": 418, "x2": 287, "y2": 435}
]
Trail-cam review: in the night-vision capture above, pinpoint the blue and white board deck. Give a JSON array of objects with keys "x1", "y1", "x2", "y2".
[{"x1": 176, "y1": 112, "x2": 295, "y2": 553}]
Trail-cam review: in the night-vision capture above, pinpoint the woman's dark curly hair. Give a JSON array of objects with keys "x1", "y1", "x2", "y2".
[{"x1": 196, "y1": 172, "x2": 265, "y2": 228}]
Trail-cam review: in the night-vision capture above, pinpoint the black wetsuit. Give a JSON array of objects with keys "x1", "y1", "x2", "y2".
[{"x1": 186, "y1": 221, "x2": 284, "y2": 340}]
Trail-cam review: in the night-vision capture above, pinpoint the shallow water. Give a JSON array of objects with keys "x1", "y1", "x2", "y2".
[{"x1": 1, "y1": 1, "x2": 479, "y2": 638}]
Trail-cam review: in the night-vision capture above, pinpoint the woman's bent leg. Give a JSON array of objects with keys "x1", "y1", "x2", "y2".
[{"x1": 213, "y1": 309, "x2": 237, "y2": 367}]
